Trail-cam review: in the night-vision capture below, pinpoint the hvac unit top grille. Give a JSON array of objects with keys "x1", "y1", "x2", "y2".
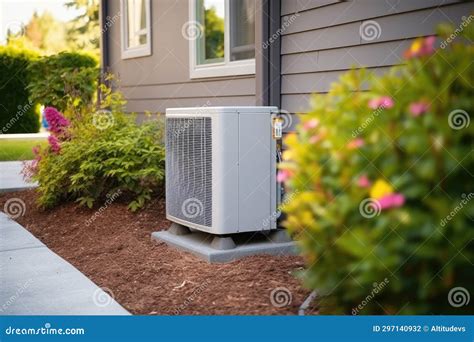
[{"x1": 166, "y1": 117, "x2": 212, "y2": 227}]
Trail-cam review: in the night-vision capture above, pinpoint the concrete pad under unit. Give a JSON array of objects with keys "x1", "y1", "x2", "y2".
[{"x1": 151, "y1": 226, "x2": 298, "y2": 263}]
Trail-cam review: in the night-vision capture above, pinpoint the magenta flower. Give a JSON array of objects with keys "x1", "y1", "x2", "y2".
[
  {"x1": 368, "y1": 96, "x2": 394, "y2": 110},
  {"x1": 303, "y1": 119, "x2": 319, "y2": 131},
  {"x1": 44, "y1": 107, "x2": 70, "y2": 137},
  {"x1": 347, "y1": 138, "x2": 364, "y2": 150},
  {"x1": 378, "y1": 193, "x2": 405, "y2": 210},
  {"x1": 277, "y1": 169, "x2": 292, "y2": 183},
  {"x1": 48, "y1": 135, "x2": 61, "y2": 154},
  {"x1": 357, "y1": 175, "x2": 371, "y2": 188},
  {"x1": 409, "y1": 101, "x2": 430, "y2": 117}
]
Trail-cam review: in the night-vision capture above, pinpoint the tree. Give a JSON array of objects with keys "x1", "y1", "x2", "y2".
[
  {"x1": 65, "y1": 0, "x2": 100, "y2": 52},
  {"x1": 204, "y1": 6, "x2": 224, "y2": 60},
  {"x1": 7, "y1": 11, "x2": 68, "y2": 55}
]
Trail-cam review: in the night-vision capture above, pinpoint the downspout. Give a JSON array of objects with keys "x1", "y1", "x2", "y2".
[
  {"x1": 98, "y1": 0, "x2": 109, "y2": 106},
  {"x1": 99, "y1": 0, "x2": 109, "y2": 72},
  {"x1": 255, "y1": 0, "x2": 281, "y2": 107}
]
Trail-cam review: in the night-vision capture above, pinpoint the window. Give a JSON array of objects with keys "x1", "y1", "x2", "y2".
[
  {"x1": 121, "y1": 0, "x2": 151, "y2": 59},
  {"x1": 189, "y1": 0, "x2": 255, "y2": 78}
]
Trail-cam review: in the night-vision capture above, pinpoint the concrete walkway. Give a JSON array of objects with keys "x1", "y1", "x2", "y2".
[
  {"x1": 0, "y1": 161, "x2": 37, "y2": 193},
  {"x1": 0, "y1": 133, "x2": 49, "y2": 140},
  {"x1": 0, "y1": 212, "x2": 130, "y2": 315}
]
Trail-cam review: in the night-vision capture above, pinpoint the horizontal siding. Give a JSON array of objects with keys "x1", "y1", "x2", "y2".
[
  {"x1": 282, "y1": 40, "x2": 411, "y2": 74},
  {"x1": 281, "y1": 0, "x2": 460, "y2": 35},
  {"x1": 281, "y1": 0, "x2": 340, "y2": 16},
  {"x1": 106, "y1": 0, "x2": 256, "y2": 114},
  {"x1": 121, "y1": 77, "x2": 255, "y2": 100},
  {"x1": 279, "y1": 0, "x2": 471, "y2": 125},
  {"x1": 282, "y1": 66, "x2": 390, "y2": 95},
  {"x1": 281, "y1": 2, "x2": 471, "y2": 54},
  {"x1": 125, "y1": 96, "x2": 256, "y2": 114}
]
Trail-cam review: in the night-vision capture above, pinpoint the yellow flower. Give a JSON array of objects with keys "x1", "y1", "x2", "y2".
[
  {"x1": 369, "y1": 179, "x2": 394, "y2": 199},
  {"x1": 410, "y1": 39, "x2": 423, "y2": 54},
  {"x1": 282, "y1": 150, "x2": 294, "y2": 161}
]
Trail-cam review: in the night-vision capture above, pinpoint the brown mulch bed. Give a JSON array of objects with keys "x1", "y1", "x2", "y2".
[{"x1": 0, "y1": 190, "x2": 309, "y2": 315}]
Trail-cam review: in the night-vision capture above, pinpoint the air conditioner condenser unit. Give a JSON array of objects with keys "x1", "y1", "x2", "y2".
[{"x1": 165, "y1": 106, "x2": 279, "y2": 235}]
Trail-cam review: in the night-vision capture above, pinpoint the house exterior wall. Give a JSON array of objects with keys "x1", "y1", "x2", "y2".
[
  {"x1": 105, "y1": 0, "x2": 257, "y2": 115},
  {"x1": 279, "y1": 0, "x2": 472, "y2": 132},
  {"x1": 104, "y1": 0, "x2": 472, "y2": 122}
]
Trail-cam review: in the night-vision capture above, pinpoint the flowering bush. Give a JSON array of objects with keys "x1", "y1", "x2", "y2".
[
  {"x1": 280, "y1": 24, "x2": 473, "y2": 314},
  {"x1": 28, "y1": 88, "x2": 165, "y2": 212}
]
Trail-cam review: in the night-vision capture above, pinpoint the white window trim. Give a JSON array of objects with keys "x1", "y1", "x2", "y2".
[
  {"x1": 120, "y1": 0, "x2": 152, "y2": 59},
  {"x1": 188, "y1": 0, "x2": 255, "y2": 79}
]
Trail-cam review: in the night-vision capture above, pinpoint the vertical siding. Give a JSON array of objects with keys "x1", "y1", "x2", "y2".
[
  {"x1": 105, "y1": 0, "x2": 256, "y2": 114},
  {"x1": 280, "y1": 0, "x2": 473, "y2": 131}
]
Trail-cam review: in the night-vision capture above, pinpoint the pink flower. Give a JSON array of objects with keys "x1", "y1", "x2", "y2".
[
  {"x1": 378, "y1": 193, "x2": 405, "y2": 210},
  {"x1": 357, "y1": 175, "x2": 371, "y2": 188},
  {"x1": 409, "y1": 101, "x2": 430, "y2": 117},
  {"x1": 277, "y1": 169, "x2": 292, "y2": 183},
  {"x1": 404, "y1": 36, "x2": 436, "y2": 59},
  {"x1": 303, "y1": 119, "x2": 319, "y2": 131},
  {"x1": 48, "y1": 135, "x2": 61, "y2": 154},
  {"x1": 32, "y1": 145, "x2": 41, "y2": 157},
  {"x1": 44, "y1": 107, "x2": 70, "y2": 137},
  {"x1": 347, "y1": 138, "x2": 364, "y2": 150},
  {"x1": 368, "y1": 96, "x2": 395, "y2": 110},
  {"x1": 423, "y1": 36, "x2": 436, "y2": 55},
  {"x1": 309, "y1": 134, "x2": 322, "y2": 144}
]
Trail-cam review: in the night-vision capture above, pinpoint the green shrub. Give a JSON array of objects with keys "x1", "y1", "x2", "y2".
[
  {"x1": 280, "y1": 24, "x2": 473, "y2": 314},
  {"x1": 30, "y1": 86, "x2": 165, "y2": 212},
  {"x1": 27, "y1": 51, "x2": 99, "y2": 113},
  {"x1": 0, "y1": 46, "x2": 40, "y2": 133}
]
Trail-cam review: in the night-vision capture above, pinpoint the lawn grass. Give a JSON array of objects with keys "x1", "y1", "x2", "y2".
[{"x1": 0, "y1": 139, "x2": 47, "y2": 161}]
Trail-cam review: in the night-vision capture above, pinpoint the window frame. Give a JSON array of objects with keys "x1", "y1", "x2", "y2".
[
  {"x1": 188, "y1": 0, "x2": 256, "y2": 79},
  {"x1": 120, "y1": 0, "x2": 152, "y2": 60}
]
